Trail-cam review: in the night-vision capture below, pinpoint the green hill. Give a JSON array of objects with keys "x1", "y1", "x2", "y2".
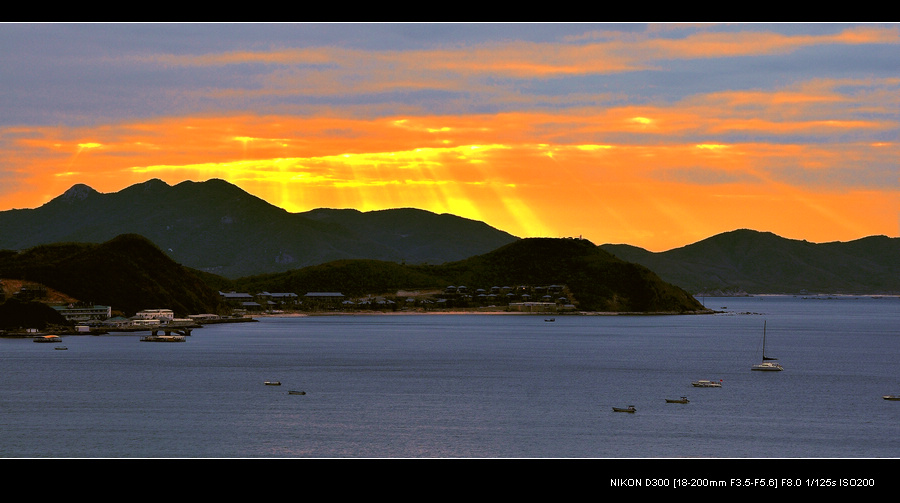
[
  {"x1": 226, "y1": 237, "x2": 706, "y2": 313},
  {"x1": 0, "y1": 234, "x2": 706, "y2": 316},
  {"x1": 0, "y1": 234, "x2": 227, "y2": 316}
]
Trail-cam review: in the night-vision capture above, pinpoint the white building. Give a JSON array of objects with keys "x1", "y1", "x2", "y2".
[
  {"x1": 51, "y1": 304, "x2": 112, "y2": 322},
  {"x1": 134, "y1": 309, "x2": 175, "y2": 322}
]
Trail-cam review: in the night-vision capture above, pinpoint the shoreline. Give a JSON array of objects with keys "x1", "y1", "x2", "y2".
[{"x1": 256, "y1": 308, "x2": 716, "y2": 317}]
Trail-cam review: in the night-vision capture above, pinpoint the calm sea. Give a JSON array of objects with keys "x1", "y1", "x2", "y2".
[{"x1": 2, "y1": 295, "x2": 898, "y2": 460}]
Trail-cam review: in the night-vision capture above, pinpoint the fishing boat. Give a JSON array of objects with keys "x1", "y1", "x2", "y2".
[
  {"x1": 751, "y1": 321, "x2": 783, "y2": 371},
  {"x1": 612, "y1": 405, "x2": 636, "y2": 413},
  {"x1": 288, "y1": 390, "x2": 306, "y2": 395},
  {"x1": 883, "y1": 395, "x2": 900, "y2": 401},
  {"x1": 264, "y1": 381, "x2": 281, "y2": 386},
  {"x1": 665, "y1": 396, "x2": 690, "y2": 403},
  {"x1": 692, "y1": 380, "x2": 722, "y2": 387}
]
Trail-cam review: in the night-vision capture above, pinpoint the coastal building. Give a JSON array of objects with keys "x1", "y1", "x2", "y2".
[
  {"x1": 303, "y1": 292, "x2": 345, "y2": 310},
  {"x1": 130, "y1": 317, "x2": 162, "y2": 328},
  {"x1": 103, "y1": 316, "x2": 133, "y2": 328},
  {"x1": 241, "y1": 301, "x2": 263, "y2": 312},
  {"x1": 135, "y1": 309, "x2": 175, "y2": 322},
  {"x1": 51, "y1": 304, "x2": 112, "y2": 323},
  {"x1": 509, "y1": 302, "x2": 558, "y2": 313},
  {"x1": 219, "y1": 291, "x2": 254, "y2": 306},
  {"x1": 256, "y1": 292, "x2": 300, "y2": 310}
]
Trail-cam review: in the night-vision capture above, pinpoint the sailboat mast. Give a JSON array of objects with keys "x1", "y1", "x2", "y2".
[{"x1": 762, "y1": 320, "x2": 777, "y2": 361}]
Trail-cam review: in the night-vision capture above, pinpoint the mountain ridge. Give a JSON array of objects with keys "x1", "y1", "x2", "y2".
[
  {"x1": 0, "y1": 178, "x2": 519, "y2": 278},
  {"x1": 600, "y1": 229, "x2": 900, "y2": 294},
  {"x1": 2, "y1": 180, "x2": 896, "y2": 294}
]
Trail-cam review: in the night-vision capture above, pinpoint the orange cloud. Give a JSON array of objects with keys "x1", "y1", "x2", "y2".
[
  {"x1": 2, "y1": 39, "x2": 898, "y2": 253},
  {"x1": 3, "y1": 104, "x2": 897, "y2": 251}
]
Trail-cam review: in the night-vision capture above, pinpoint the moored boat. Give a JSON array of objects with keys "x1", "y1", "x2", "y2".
[
  {"x1": 665, "y1": 396, "x2": 689, "y2": 403},
  {"x1": 264, "y1": 381, "x2": 281, "y2": 386},
  {"x1": 751, "y1": 321, "x2": 783, "y2": 371},
  {"x1": 140, "y1": 335, "x2": 186, "y2": 342},
  {"x1": 883, "y1": 395, "x2": 900, "y2": 401},
  {"x1": 288, "y1": 390, "x2": 306, "y2": 395},
  {"x1": 692, "y1": 380, "x2": 722, "y2": 387},
  {"x1": 612, "y1": 405, "x2": 636, "y2": 413}
]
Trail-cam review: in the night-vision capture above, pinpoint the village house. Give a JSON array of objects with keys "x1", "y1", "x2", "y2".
[
  {"x1": 302, "y1": 292, "x2": 345, "y2": 310},
  {"x1": 134, "y1": 309, "x2": 175, "y2": 322}
]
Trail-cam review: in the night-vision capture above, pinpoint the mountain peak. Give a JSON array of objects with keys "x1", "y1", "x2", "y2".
[{"x1": 55, "y1": 183, "x2": 99, "y2": 203}]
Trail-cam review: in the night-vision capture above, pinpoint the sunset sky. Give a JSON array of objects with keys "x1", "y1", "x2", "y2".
[{"x1": 1, "y1": 23, "x2": 898, "y2": 252}]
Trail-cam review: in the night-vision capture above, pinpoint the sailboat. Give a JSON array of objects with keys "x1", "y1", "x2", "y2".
[{"x1": 751, "y1": 321, "x2": 783, "y2": 371}]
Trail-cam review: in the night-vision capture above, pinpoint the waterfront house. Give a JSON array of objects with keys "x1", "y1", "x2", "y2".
[
  {"x1": 135, "y1": 309, "x2": 175, "y2": 322},
  {"x1": 51, "y1": 304, "x2": 112, "y2": 323},
  {"x1": 219, "y1": 291, "x2": 254, "y2": 307},
  {"x1": 303, "y1": 292, "x2": 345, "y2": 310}
]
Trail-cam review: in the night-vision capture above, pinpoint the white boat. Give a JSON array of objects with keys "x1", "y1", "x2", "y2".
[
  {"x1": 751, "y1": 321, "x2": 783, "y2": 371},
  {"x1": 140, "y1": 335, "x2": 186, "y2": 342},
  {"x1": 264, "y1": 381, "x2": 281, "y2": 386},
  {"x1": 883, "y1": 395, "x2": 900, "y2": 401},
  {"x1": 692, "y1": 380, "x2": 722, "y2": 387},
  {"x1": 612, "y1": 405, "x2": 636, "y2": 413}
]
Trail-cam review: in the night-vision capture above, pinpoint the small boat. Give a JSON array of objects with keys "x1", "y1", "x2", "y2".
[
  {"x1": 264, "y1": 381, "x2": 281, "y2": 386},
  {"x1": 883, "y1": 395, "x2": 900, "y2": 401},
  {"x1": 288, "y1": 390, "x2": 306, "y2": 395},
  {"x1": 54, "y1": 346, "x2": 68, "y2": 350},
  {"x1": 665, "y1": 396, "x2": 690, "y2": 404},
  {"x1": 751, "y1": 321, "x2": 783, "y2": 371},
  {"x1": 544, "y1": 318, "x2": 555, "y2": 322},
  {"x1": 140, "y1": 335, "x2": 186, "y2": 342},
  {"x1": 612, "y1": 405, "x2": 636, "y2": 413},
  {"x1": 692, "y1": 380, "x2": 722, "y2": 387}
]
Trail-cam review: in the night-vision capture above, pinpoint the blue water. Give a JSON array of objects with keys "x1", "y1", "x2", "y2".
[{"x1": 1, "y1": 295, "x2": 898, "y2": 458}]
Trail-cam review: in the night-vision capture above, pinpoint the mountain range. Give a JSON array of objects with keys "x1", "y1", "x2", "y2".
[
  {"x1": 0, "y1": 179, "x2": 518, "y2": 278},
  {"x1": 600, "y1": 229, "x2": 900, "y2": 295},
  {"x1": 1, "y1": 179, "x2": 897, "y2": 295}
]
